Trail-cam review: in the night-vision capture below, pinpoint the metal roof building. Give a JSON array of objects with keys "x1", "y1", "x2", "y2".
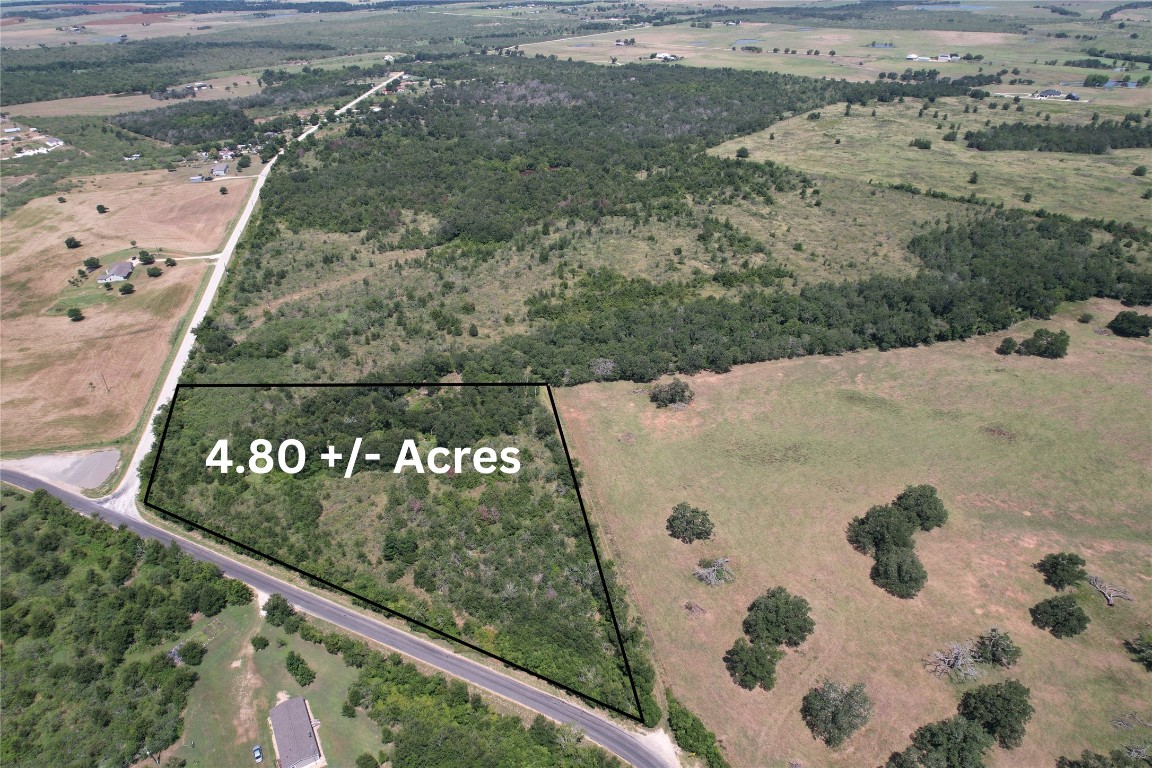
[{"x1": 270, "y1": 697, "x2": 322, "y2": 768}]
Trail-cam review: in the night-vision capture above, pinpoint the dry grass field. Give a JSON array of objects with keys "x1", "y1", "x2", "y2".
[
  {"x1": 712, "y1": 95, "x2": 1152, "y2": 228},
  {"x1": 0, "y1": 169, "x2": 252, "y2": 452},
  {"x1": 556, "y1": 299, "x2": 1151, "y2": 768}
]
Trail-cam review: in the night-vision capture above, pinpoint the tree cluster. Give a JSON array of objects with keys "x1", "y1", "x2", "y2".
[
  {"x1": 724, "y1": 587, "x2": 813, "y2": 691},
  {"x1": 964, "y1": 120, "x2": 1152, "y2": 154},
  {"x1": 800, "y1": 680, "x2": 872, "y2": 748},
  {"x1": 666, "y1": 691, "x2": 730, "y2": 768},
  {"x1": 0, "y1": 490, "x2": 252, "y2": 767},
  {"x1": 650, "y1": 378, "x2": 694, "y2": 408},
  {"x1": 847, "y1": 485, "x2": 947, "y2": 598},
  {"x1": 1029, "y1": 551, "x2": 1092, "y2": 638},
  {"x1": 885, "y1": 680, "x2": 1033, "y2": 766},
  {"x1": 997, "y1": 328, "x2": 1070, "y2": 358},
  {"x1": 1107, "y1": 310, "x2": 1152, "y2": 337}
]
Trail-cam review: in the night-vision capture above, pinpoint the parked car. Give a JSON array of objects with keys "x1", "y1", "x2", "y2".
[{"x1": 253, "y1": 745, "x2": 263, "y2": 763}]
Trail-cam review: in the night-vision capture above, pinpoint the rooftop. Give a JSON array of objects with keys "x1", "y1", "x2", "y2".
[{"x1": 270, "y1": 697, "x2": 321, "y2": 768}]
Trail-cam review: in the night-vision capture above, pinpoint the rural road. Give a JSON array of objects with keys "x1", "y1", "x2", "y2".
[
  {"x1": 1, "y1": 470, "x2": 674, "y2": 768},
  {"x1": 4, "y1": 74, "x2": 678, "y2": 768}
]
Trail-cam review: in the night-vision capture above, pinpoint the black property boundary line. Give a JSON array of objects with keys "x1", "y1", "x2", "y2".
[{"x1": 142, "y1": 381, "x2": 646, "y2": 725}]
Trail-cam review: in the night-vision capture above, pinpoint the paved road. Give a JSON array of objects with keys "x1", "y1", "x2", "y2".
[
  {"x1": 2, "y1": 470, "x2": 671, "y2": 768},
  {"x1": 3, "y1": 74, "x2": 676, "y2": 768}
]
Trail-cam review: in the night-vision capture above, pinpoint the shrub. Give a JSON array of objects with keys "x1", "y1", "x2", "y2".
[
  {"x1": 667, "y1": 691, "x2": 731, "y2": 767},
  {"x1": 118, "y1": 283, "x2": 135, "y2": 295},
  {"x1": 1125, "y1": 632, "x2": 1152, "y2": 671},
  {"x1": 1134, "y1": 165, "x2": 1148, "y2": 176},
  {"x1": 138, "y1": 251, "x2": 155, "y2": 264},
  {"x1": 65, "y1": 236, "x2": 82, "y2": 249},
  {"x1": 180, "y1": 640, "x2": 207, "y2": 666},
  {"x1": 996, "y1": 337, "x2": 1018, "y2": 355},
  {"x1": 910, "y1": 137, "x2": 933, "y2": 149},
  {"x1": 165, "y1": 257, "x2": 177, "y2": 267},
  {"x1": 251, "y1": 635, "x2": 269, "y2": 651},
  {"x1": 742, "y1": 586, "x2": 814, "y2": 647},
  {"x1": 285, "y1": 650, "x2": 316, "y2": 686},
  {"x1": 1106, "y1": 310, "x2": 1152, "y2": 338},
  {"x1": 735, "y1": 146, "x2": 750, "y2": 159},
  {"x1": 666, "y1": 503, "x2": 713, "y2": 543},
  {"x1": 66, "y1": 308, "x2": 84, "y2": 322},
  {"x1": 1077, "y1": 313, "x2": 1094, "y2": 324},
  {"x1": 1030, "y1": 595, "x2": 1089, "y2": 638},
  {"x1": 958, "y1": 680, "x2": 1033, "y2": 749},
  {"x1": 146, "y1": 266, "x2": 163, "y2": 278},
  {"x1": 1034, "y1": 552, "x2": 1087, "y2": 590},
  {"x1": 973, "y1": 628, "x2": 1021, "y2": 668},
  {"x1": 800, "y1": 680, "x2": 872, "y2": 747},
  {"x1": 650, "y1": 378, "x2": 694, "y2": 407}
]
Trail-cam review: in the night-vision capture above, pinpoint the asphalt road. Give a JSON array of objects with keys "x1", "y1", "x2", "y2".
[{"x1": 1, "y1": 469, "x2": 675, "y2": 768}]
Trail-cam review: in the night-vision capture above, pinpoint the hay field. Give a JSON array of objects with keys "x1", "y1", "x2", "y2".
[
  {"x1": 1, "y1": 169, "x2": 251, "y2": 452},
  {"x1": 556, "y1": 299, "x2": 1151, "y2": 768},
  {"x1": 712, "y1": 95, "x2": 1152, "y2": 227}
]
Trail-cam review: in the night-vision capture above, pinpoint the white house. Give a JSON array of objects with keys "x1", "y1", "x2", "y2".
[{"x1": 96, "y1": 262, "x2": 133, "y2": 284}]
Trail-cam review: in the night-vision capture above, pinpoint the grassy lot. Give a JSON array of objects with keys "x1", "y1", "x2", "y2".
[
  {"x1": 167, "y1": 602, "x2": 381, "y2": 768},
  {"x1": 556, "y1": 298, "x2": 1152, "y2": 768},
  {"x1": 711, "y1": 95, "x2": 1152, "y2": 227}
]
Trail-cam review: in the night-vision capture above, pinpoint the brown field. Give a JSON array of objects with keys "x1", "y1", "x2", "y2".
[
  {"x1": 1, "y1": 169, "x2": 252, "y2": 452},
  {"x1": 0, "y1": 10, "x2": 301, "y2": 49},
  {"x1": 557, "y1": 300, "x2": 1152, "y2": 768},
  {"x1": 10, "y1": 75, "x2": 264, "y2": 118}
]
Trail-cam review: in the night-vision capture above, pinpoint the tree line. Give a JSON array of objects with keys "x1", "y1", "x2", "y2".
[{"x1": 963, "y1": 120, "x2": 1152, "y2": 154}]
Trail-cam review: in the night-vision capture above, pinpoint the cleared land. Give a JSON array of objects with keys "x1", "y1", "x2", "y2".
[
  {"x1": 557, "y1": 299, "x2": 1152, "y2": 768},
  {"x1": 0, "y1": 169, "x2": 252, "y2": 453},
  {"x1": 10, "y1": 76, "x2": 264, "y2": 118},
  {"x1": 712, "y1": 95, "x2": 1152, "y2": 227}
]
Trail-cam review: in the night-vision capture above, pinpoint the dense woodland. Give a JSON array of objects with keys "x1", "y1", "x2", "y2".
[
  {"x1": 0, "y1": 489, "x2": 253, "y2": 768},
  {"x1": 146, "y1": 384, "x2": 657, "y2": 722}
]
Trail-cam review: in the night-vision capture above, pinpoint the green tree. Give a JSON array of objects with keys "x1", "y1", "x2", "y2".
[
  {"x1": 1124, "y1": 632, "x2": 1152, "y2": 671},
  {"x1": 238, "y1": 154, "x2": 252, "y2": 169},
  {"x1": 650, "y1": 378, "x2": 694, "y2": 407},
  {"x1": 66, "y1": 236, "x2": 83, "y2": 249},
  {"x1": 219, "y1": 186, "x2": 229, "y2": 195},
  {"x1": 968, "y1": 171, "x2": 979, "y2": 184},
  {"x1": 1035, "y1": 552, "x2": 1087, "y2": 590},
  {"x1": 1016, "y1": 328, "x2": 1070, "y2": 358},
  {"x1": 355, "y1": 754, "x2": 377, "y2": 768},
  {"x1": 735, "y1": 146, "x2": 750, "y2": 159},
  {"x1": 742, "y1": 586, "x2": 815, "y2": 647},
  {"x1": 1057, "y1": 749, "x2": 1152, "y2": 767},
  {"x1": 138, "y1": 251, "x2": 155, "y2": 264},
  {"x1": 180, "y1": 640, "x2": 207, "y2": 666},
  {"x1": 847, "y1": 505, "x2": 916, "y2": 556},
  {"x1": 996, "y1": 337, "x2": 1018, "y2": 355},
  {"x1": 285, "y1": 650, "x2": 316, "y2": 686},
  {"x1": 1030, "y1": 595, "x2": 1090, "y2": 638},
  {"x1": 666, "y1": 503, "x2": 714, "y2": 544},
  {"x1": 83, "y1": 256, "x2": 101, "y2": 270},
  {"x1": 147, "y1": 266, "x2": 163, "y2": 278},
  {"x1": 723, "y1": 638, "x2": 782, "y2": 691},
  {"x1": 96, "y1": 204, "x2": 108, "y2": 214},
  {"x1": 893, "y1": 485, "x2": 948, "y2": 531},
  {"x1": 958, "y1": 680, "x2": 1033, "y2": 749},
  {"x1": 1077, "y1": 313, "x2": 1094, "y2": 323},
  {"x1": 800, "y1": 680, "x2": 872, "y2": 747},
  {"x1": 1134, "y1": 164, "x2": 1148, "y2": 176},
  {"x1": 165, "y1": 257, "x2": 177, "y2": 267},
  {"x1": 887, "y1": 716, "x2": 993, "y2": 768},
  {"x1": 1106, "y1": 310, "x2": 1152, "y2": 338},
  {"x1": 251, "y1": 634, "x2": 269, "y2": 651},
  {"x1": 870, "y1": 547, "x2": 928, "y2": 598},
  {"x1": 118, "y1": 283, "x2": 135, "y2": 295},
  {"x1": 66, "y1": 307, "x2": 84, "y2": 322},
  {"x1": 972, "y1": 628, "x2": 1021, "y2": 668}
]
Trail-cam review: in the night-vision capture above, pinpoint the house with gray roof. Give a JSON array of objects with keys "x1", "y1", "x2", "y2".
[{"x1": 270, "y1": 697, "x2": 322, "y2": 768}]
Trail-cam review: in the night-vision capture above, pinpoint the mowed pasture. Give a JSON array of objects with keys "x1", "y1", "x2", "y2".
[
  {"x1": 712, "y1": 95, "x2": 1152, "y2": 227},
  {"x1": 556, "y1": 299, "x2": 1151, "y2": 768},
  {"x1": 0, "y1": 169, "x2": 251, "y2": 452}
]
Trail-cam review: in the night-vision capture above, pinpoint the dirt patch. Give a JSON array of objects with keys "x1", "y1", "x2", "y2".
[
  {"x1": 232, "y1": 637, "x2": 263, "y2": 745},
  {"x1": 10, "y1": 76, "x2": 263, "y2": 118}
]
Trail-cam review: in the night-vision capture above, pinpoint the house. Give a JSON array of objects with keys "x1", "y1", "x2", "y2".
[
  {"x1": 96, "y1": 262, "x2": 133, "y2": 284},
  {"x1": 1037, "y1": 88, "x2": 1063, "y2": 98},
  {"x1": 211, "y1": 163, "x2": 228, "y2": 177},
  {"x1": 906, "y1": 53, "x2": 918, "y2": 60},
  {"x1": 3, "y1": 127, "x2": 20, "y2": 134},
  {"x1": 654, "y1": 52, "x2": 679, "y2": 61},
  {"x1": 269, "y1": 697, "x2": 322, "y2": 768},
  {"x1": 1065, "y1": 92, "x2": 1081, "y2": 101},
  {"x1": 189, "y1": 175, "x2": 204, "y2": 182}
]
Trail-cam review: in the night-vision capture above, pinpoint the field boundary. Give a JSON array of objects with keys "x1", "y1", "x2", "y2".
[{"x1": 143, "y1": 381, "x2": 648, "y2": 724}]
